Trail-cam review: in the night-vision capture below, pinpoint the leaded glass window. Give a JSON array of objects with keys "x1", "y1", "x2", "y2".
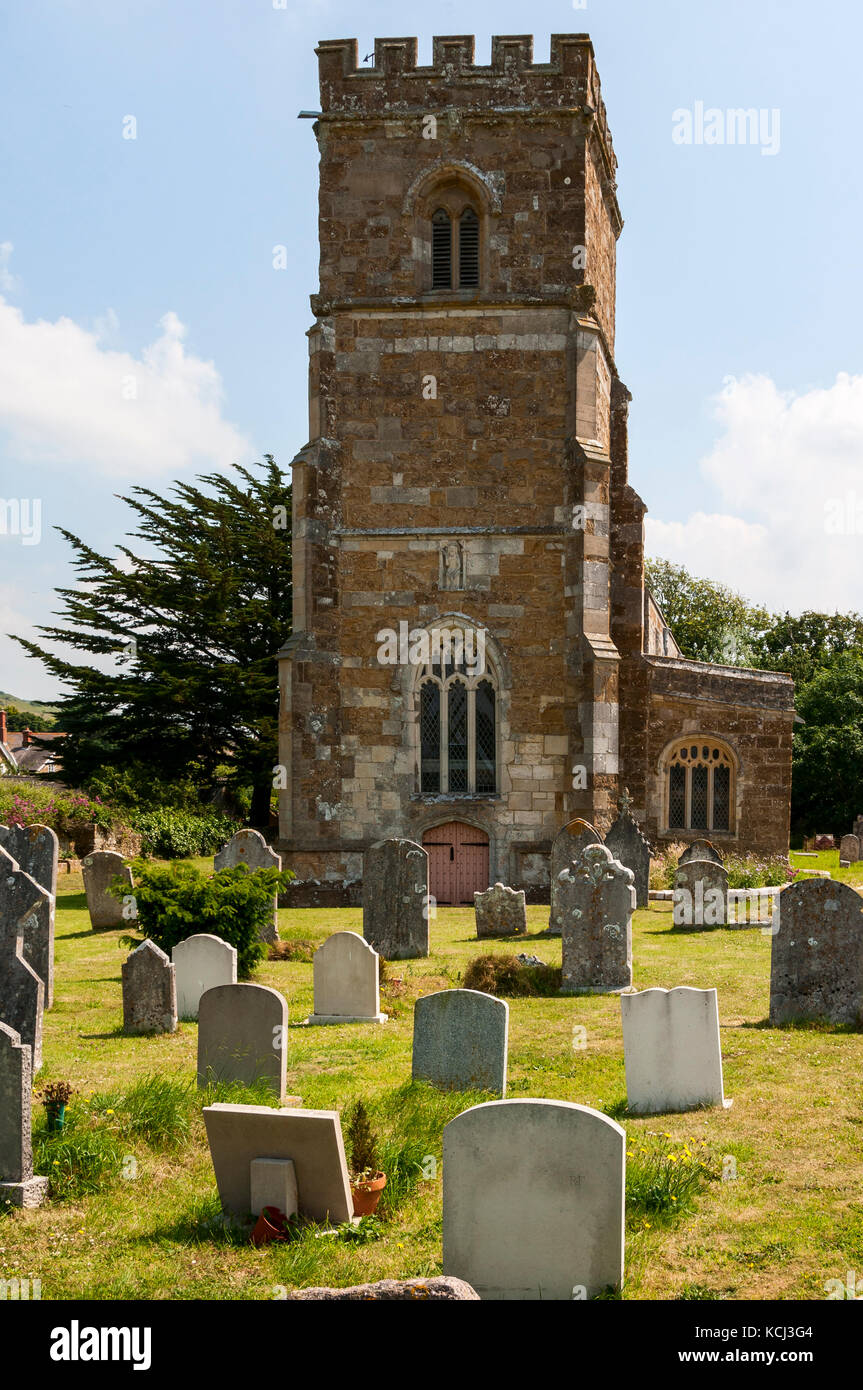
[
  {"x1": 416, "y1": 636, "x2": 497, "y2": 794},
  {"x1": 665, "y1": 740, "x2": 734, "y2": 834}
]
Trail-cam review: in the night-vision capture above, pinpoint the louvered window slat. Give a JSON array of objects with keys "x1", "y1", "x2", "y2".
[
  {"x1": 432, "y1": 209, "x2": 452, "y2": 289},
  {"x1": 459, "y1": 207, "x2": 479, "y2": 287}
]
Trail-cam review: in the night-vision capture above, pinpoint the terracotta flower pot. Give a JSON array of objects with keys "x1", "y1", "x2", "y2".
[
  {"x1": 351, "y1": 1172, "x2": 387, "y2": 1217},
  {"x1": 251, "y1": 1206, "x2": 289, "y2": 1247}
]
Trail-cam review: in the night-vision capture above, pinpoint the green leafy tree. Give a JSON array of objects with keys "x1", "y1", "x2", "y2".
[
  {"x1": 791, "y1": 652, "x2": 863, "y2": 836},
  {"x1": 2, "y1": 705, "x2": 56, "y2": 732},
  {"x1": 644, "y1": 557, "x2": 769, "y2": 665},
  {"x1": 749, "y1": 610, "x2": 863, "y2": 687},
  {"x1": 11, "y1": 458, "x2": 291, "y2": 827}
]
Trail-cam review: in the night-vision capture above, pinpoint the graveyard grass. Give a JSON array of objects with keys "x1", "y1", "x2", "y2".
[{"x1": 4, "y1": 851, "x2": 863, "y2": 1301}]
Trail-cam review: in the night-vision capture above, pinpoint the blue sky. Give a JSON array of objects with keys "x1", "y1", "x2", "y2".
[{"x1": 1, "y1": 0, "x2": 862, "y2": 700}]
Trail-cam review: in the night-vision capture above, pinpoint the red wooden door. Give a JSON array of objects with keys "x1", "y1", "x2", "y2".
[{"x1": 422, "y1": 822, "x2": 490, "y2": 905}]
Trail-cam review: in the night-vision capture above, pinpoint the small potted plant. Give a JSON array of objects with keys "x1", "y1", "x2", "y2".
[
  {"x1": 40, "y1": 1080, "x2": 74, "y2": 1133},
  {"x1": 346, "y1": 1100, "x2": 386, "y2": 1217}
]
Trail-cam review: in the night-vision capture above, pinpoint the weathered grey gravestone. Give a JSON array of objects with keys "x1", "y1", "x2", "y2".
[
  {"x1": 839, "y1": 834, "x2": 861, "y2": 865},
  {"x1": 443, "y1": 1099, "x2": 625, "y2": 1299},
  {"x1": 0, "y1": 822, "x2": 58, "y2": 898},
  {"x1": 82, "y1": 850, "x2": 133, "y2": 930},
  {"x1": 307, "y1": 931, "x2": 386, "y2": 1025},
  {"x1": 678, "y1": 840, "x2": 723, "y2": 866},
  {"x1": 769, "y1": 879, "x2": 863, "y2": 1027},
  {"x1": 0, "y1": 1022, "x2": 49, "y2": 1208},
  {"x1": 172, "y1": 934, "x2": 237, "y2": 1020},
  {"x1": 198, "y1": 982, "x2": 296, "y2": 1102},
  {"x1": 621, "y1": 987, "x2": 731, "y2": 1114},
  {"x1": 559, "y1": 844, "x2": 634, "y2": 993},
  {"x1": 673, "y1": 859, "x2": 729, "y2": 928},
  {"x1": 215, "y1": 829, "x2": 281, "y2": 943},
  {"x1": 604, "y1": 790, "x2": 653, "y2": 910},
  {"x1": 363, "y1": 838, "x2": 429, "y2": 960},
  {"x1": 474, "y1": 883, "x2": 527, "y2": 939},
  {"x1": 0, "y1": 849, "x2": 45, "y2": 1070},
  {"x1": 0, "y1": 843, "x2": 54, "y2": 1009},
  {"x1": 547, "y1": 818, "x2": 603, "y2": 935},
  {"x1": 854, "y1": 815, "x2": 863, "y2": 846},
  {"x1": 412, "y1": 989, "x2": 508, "y2": 1095},
  {"x1": 122, "y1": 940, "x2": 177, "y2": 1035}
]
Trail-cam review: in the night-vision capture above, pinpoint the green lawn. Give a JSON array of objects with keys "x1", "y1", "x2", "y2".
[{"x1": 3, "y1": 851, "x2": 863, "y2": 1301}]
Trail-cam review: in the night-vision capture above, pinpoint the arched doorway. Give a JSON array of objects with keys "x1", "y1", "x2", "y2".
[{"x1": 422, "y1": 822, "x2": 490, "y2": 905}]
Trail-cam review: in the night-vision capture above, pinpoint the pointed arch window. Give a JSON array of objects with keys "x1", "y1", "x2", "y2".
[
  {"x1": 665, "y1": 740, "x2": 735, "y2": 833},
  {"x1": 418, "y1": 647, "x2": 497, "y2": 794},
  {"x1": 427, "y1": 195, "x2": 482, "y2": 292}
]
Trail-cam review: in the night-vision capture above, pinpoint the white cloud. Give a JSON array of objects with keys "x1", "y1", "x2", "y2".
[
  {"x1": 646, "y1": 373, "x2": 863, "y2": 614},
  {"x1": 0, "y1": 243, "x2": 19, "y2": 294},
  {"x1": 0, "y1": 301, "x2": 253, "y2": 477}
]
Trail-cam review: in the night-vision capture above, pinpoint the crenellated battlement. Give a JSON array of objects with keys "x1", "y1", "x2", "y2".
[{"x1": 316, "y1": 34, "x2": 615, "y2": 168}]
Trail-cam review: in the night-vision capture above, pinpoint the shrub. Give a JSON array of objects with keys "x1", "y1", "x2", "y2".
[
  {"x1": 129, "y1": 806, "x2": 240, "y2": 858},
  {"x1": 114, "y1": 860, "x2": 295, "y2": 977},
  {"x1": 649, "y1": 846, "x2": 795, "y2": 890},
  {"x1": 344, "y1": 1100, "x2": 380, "y2": 1179},
  {"x1": 463, "y1": 953, "x2": 562, "y2": 998},
  {"x1": 0, "y1": 784, "x2": 120, "y2": 835}
]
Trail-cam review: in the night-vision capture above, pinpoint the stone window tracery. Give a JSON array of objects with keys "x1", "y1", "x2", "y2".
[{"x1": 665, "y1": 740, "x2": 735, "y2": 833}]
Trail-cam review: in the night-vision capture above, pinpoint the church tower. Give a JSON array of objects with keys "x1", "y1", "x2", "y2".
[{"x1": 276, "y1": 34, "x2": 794, "y2": 903}]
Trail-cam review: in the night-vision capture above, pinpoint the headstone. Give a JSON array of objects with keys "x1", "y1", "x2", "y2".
[
  {"x1": 172, "y1": 934, "x2": 237, "y2": 1020},
  {"x1": 474, "y1": 883, "x2": 527, "y2": 939},
  {"x1": 0, "y1": 849, "x2": 45, "y2": 1071},
  {"x1": 0, "y1": 1022, "x2": 49, "y2": 1208},
  {"x1": 678, "y1": 839, "x2": 723, "y2": 865},
  {"x1": 443, "y1": 1099, "x2": 625, "y2": 1299},
  {"x1": 769, "y1": 880, "x2": 863, "y2": 1027},
  {"x1": 362, "y1": 838, "x2": 429, "y2": 960},
  {"x1": 547, "y1": 818, "x2": 603, "y2": 935},
  {"x1": 814, "y1": 834, "x2": 835, "y2": 851},
  {"x1": 306, "y1": 931, "x2": 386, "y2": 1025},
  {"x1": 250, "y1": 1157, "x2": 298, "y2": 1219},
  {"x1": 202, "y1": 1103, "x2": 352, "y2": 1222},
  {"x1": 673, "y1": 859, "x2": 729, "y2": 928},
  {"x1": 82, "y1": 850, "x2": 133, "y2": 930},
  {"x1": 854, "y1": 815, "x2": 863, "y2": 846},
  {"x1": 0, "y1": 843, "x2": 54, "y2": 1009},
  {"x1": 605, "y1": 790, "x2": 653, "y2": 909},
  {"x1": 214, "y1": 829, "x2": 281, "y2": 943},
  {"x1": 198, "y1": 983, "x2": 292, "y2": 1101},
  {"x1": 558, "y1": 844, "x2": 634, "y2": 993},
  {"x1": 839, "y1": 834, "x2": 861, "y2": 865},
  {"x1": 121, "y1": 940, "x2": 177, "y2": 1035},
  {"x1": 621, "y1": 987, "x2": 731, "y2": 1113},
  {"x1": 0, "y1": 822, "x2": 58, "y2": 898},
  {"x1": 412, "y1": 989, "x2": 508, "y2": 1095}
]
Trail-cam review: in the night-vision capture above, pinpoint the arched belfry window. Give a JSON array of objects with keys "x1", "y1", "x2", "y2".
[
  {"x1": 665, "y1": 740, "x2": 735, "y2": 833},
  {"x1": 425, "y1": 187, "x2": 483, "y2": 292},
  {"x1": 418, "y1": 642, "x2": 497, "y2": 794}
]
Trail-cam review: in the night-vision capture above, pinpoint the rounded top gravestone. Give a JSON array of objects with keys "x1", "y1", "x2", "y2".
[
  {"x1": 678, "y1": 840, "x2": 723, "y2": 866},
  {"x1": 412, "y1": 988, "x2": 508, "y2": 1095}
]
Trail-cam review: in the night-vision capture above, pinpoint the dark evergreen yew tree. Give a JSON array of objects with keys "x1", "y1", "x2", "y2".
[{"x1": 12, "y1": 457, "x2": 291, "y2": 828}]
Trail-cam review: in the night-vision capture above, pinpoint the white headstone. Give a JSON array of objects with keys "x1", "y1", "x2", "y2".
[
  {"x1": 307, "y1": 931, "x2": 386, "y2": 1025},
  {"x1": 621, "y1": 987, "x2": 731, "y2": 1113},
  {"x1": 203, "y1": 1103, "x2": 352, "y2": 1222},
  {"x1": 443, "y1": 1099, "x2": 625, "y2": 1299},
  {"x1": 172, "y1": 934, "x2": 238, "y2": 1020}
]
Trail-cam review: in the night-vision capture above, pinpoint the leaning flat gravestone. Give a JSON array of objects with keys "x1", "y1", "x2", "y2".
[
  {"x1": 839, "y1": 834, "x2": 861, "y2": 865},
  {"x1": 0, "y1": 1022, "x2": 49, "y2": 1208},
  {"x1": 443, "y1": 1099, "x2": 625, "y2": 1300},
  {"x1": 0, "y1": 849, "x2": 45, "y2": 1071},
  {"x1": 621, "y1": 987, "x2": 731, "y2": 1113},
  {"x1": 474, "y1": 883, "x2": 527, "y2": 939},
  {"x1": 769, "y1": 879, "x2": 863, "y2": 1027},
  {"x1": 203, "y1": 1103, "x2": 353, "y2": 1222},
  {"x1": 172, "y1": 934, "x2": 237, "y2": 1020},
  {"x1": 678, "y1": 839, "x2": 723, "y2": 866},
  {"x1": 82, "y1": 850, "x2": 133, "y2": 930},
  {"x1": 307, "y1": 931, "x2": 386, "y2": 1025},
  {"x1": 214, "y1": 829, "x2": 281, "y2": 943},
  {"x1": 198, "y1": 983, "x2": 293, "y2": 1102},
  {"x1": 605, "y1": 792, "x2": 652, "y2": 910},
  {"x1": 122, "y1": 940, "x2": 178, "y2": 1035},
  {"x1": 412, "y1": 989, "x2": 508, "y2": 1095},
  {"x1": 559, "y1": 844, "x2": 634, "y2": 993},
  {"x1": 547, "y1": 818, "x2": 603, "y2": 935},
  {"x1": 0, "y1": 843, "x2": 54, "y2": 1010},
  {"x1": 363, "y1": 838, "x2": 429, "y2": 960},
  {"x1": 673, "y1": 859, "x2": 729, "y2": 928}
]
